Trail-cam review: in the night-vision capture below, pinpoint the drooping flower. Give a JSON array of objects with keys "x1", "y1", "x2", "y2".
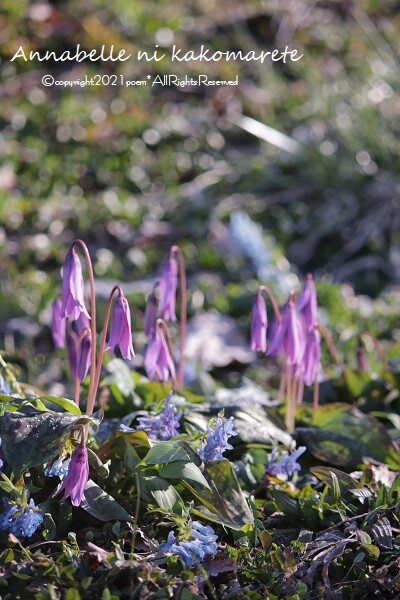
[
  {"x1": 55, "y1": 446, "x2": 89, "y2": 507},
  {"x1": 76, "y1": 331, "x2": 92, "y2": 382},
  {"x1": 297, "y1": 273, "x2": 317, "y2": 331},
  {"x1": 66, "y1": 330, "x2": 78, "y2": 380},
  {"x1": 61, "y1": 247, "x2": 90, "y2": 321},
  {"x1": 0, "y1": 497, "x2": 43, "y2": 538},
  {"x1": 159, "y1": 521, "x2": 218, "y2": 569},
  {"x1": 144, "y1": 288, "x2": 158, "y2": 337},
  {"x1": 144, "y1": 324, "x2": 175, "y2": 382},
  {"x1": 105, "y1": 293, "x2": 135, "y2": 360},
  {"x1": 250, "y1": 290, "x2": 267, "y2": 352},
  {"x1": 135, "y1": 392, "x2": 181, "y2": 440},
  {"x1": 198, "y1": 416, "x2": 237, "y2": 463},
  {"x1": 265, "y1": 445, "x2": 306, "y2": 479},
  {"x1": 51, "y1": 298, "x2": 66, "y2": 348},
  {"x1": 158, "y1": 254, "x2": 178, "y2": 322},
  {"x1": 301, "y1": 325, "x2": 321, "y2": 386},
  {"x1": 267, "y1": 294, "x2": 305, "y2": 375}
]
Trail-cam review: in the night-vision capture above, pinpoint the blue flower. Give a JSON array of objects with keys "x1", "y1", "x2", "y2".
[
  {"x1": 198, "y1": 416, "x2": 237, "y2": 463},
  {"x1": 265, "y1": 446, "x2": 306, "y2": 479},
  {"x1": 135, "y1": 393, "x2": 181, "y2": 441},
  {"x1": 0, "y1": 498, "x2": 43, "y2": 538},
  {"x1": 44, "y1": 456, "x2": 71, "y2": 478},
  {"x1": 159, "y1": 521, "x2": 218, "y2": 569}
]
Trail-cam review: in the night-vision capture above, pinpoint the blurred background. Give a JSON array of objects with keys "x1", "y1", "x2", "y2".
[{"x1": 0, "y1": 0, "x2": 400, "y2": 393}]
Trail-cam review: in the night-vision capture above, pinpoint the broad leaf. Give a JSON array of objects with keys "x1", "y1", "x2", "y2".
[{"x1": 82, "y1": 480, "x2": 132, "y2": 522}]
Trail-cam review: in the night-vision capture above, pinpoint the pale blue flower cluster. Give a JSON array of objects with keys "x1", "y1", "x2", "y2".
[
  {"x1": 198, "y1": 416, "x2": 237, "y2": 463},
  {"x1": 135, "y1": 393, "x2": 181, "y2": 441},
  {"x1": 159, "y1": 521, "x2": 218, "y2": 568},
  {"x1": 265, "y1": 446, "x2": 306, "y2": 479},
  {"x1": 0, "y1": 497, "x2": 43, "y2": 538},
  {"x1": 44, "y1": 456, "x2": 71, "y2": 478}
]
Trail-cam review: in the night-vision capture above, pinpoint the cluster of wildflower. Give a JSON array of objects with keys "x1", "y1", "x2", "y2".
[
  {"x1": 135, "y1": 393, "x2": 181, "y2": 441},
  {"x1": 159, "y1": 521, "x2": 218, "y2": 568},
  {"x1": 143, "y1": 250, "x2": 178, "y2": 382},
  {"x1": 44, "y1": 455, "x2": 71, "y2": 478},
  {"x1": 251, "y1": 274, "x2": 321, "y2": 387},
  {"x1": 265, "y1": 445, "x2": 306, "y2": 479},
  {"x1": 0, "y1": 497, "x2": 43, "y2": 538},
  {"x1": 198, "y1": 416, "x2": 237, "y2": 463}
]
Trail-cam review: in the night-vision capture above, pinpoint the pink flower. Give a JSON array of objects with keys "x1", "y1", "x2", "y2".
[
  {"x1": 297, "y1": 274, "x2": 317, "y2": 331},
  {"x1": 55, "y1": 446, "x2": 89, "y2": 507},
  {"x1": 268, "y1": 294, "x2": 305, "y2": 375},
  {"x1": 301, "y1": 325, "x2": 321, "y2": 386},
  {"x1": 158, "y1": 255, "x2": 178, "y2": 322},
  {"x1": 144, "y1": 288, "x2": 158, "y2": 337},
  {"x1": 105, "y1": 294, "x2": 135, "y2": 360},
  {"x1": 61, "y1": 247, "x2": 90, "y2": 321},
  {"x1": 144, "y1": 324, "x2": 175, "y2": 382},
  {"x1": 51, "y1": 299, "x2": 66, "y2": 349},
  {"x1": 250, "y1": 291, "x2": 267, "y2": 352}
]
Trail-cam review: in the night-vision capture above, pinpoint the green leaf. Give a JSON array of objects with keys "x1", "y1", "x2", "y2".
[
  {"x1": 311, "y1": 467, "x2": 361, "y2": 496},
  {"x1": 140, "y1": 475, "x2": 184, "y2": 512},
  {"x1": 36, "y1": 396, "x2": 82, "y2": 415},
  {"x1": 158, "y1": 461, "x2": 211, "y2": 489},
  {"x1": 270, "y1": 490, "x2": 302, "y2": 523},
  {"x1": 143, "y1": 442, "x2": 191, "y2": 465},
  {"x1": 102, "y1": 359, "x2": 135, "y2": 397},
  {"x1": 0, "y1": 408, "x2": 102, "y2": 477},
  {"x1": 82, "y1": 480, "x2": 132, "y2": 522},
  {"x1": 43, "y1": 513, "x2": 57, "y2": 541}
]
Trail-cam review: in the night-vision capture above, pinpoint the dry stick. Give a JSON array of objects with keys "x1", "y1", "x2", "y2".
[
  {"x1": 171, "y1": 246, "x2": 187, "y2": 392},
  {"x1": 360, "y1": 331, "x2": 386, "y2": 365},
  {"x1": 318, "y1": 322, "x2": 340, "y2": 365},
  {"x1": 73, "y1": 240, "x2": 97, "y2": 406},
  {"x1": 157, "y1": 318, "x2": 176, "y2": 388},
  {"x1": 86, "y1": 284, "x2": 122, "y2": 417},
  {"x1": 313, "y1": 379, "x2": 320, "y2": 411}
]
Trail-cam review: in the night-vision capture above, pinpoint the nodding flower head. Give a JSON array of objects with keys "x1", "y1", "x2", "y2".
[
  {"x1": 267, "y1": 293, "x2": 304, "y2": 375},
  {"x1": 144, "y1": 288, "x2": 158, "y2": 337},
  {"x1": 51, "y1": 298, "x2": 66, "y2": 349},
  {"x1": 158, "y1": 254, "x2": 178, "y2": 322},
  {"x1": 55, "y1": 446, "x2": 89, "y2": 507},
  {"x1": 300, "y1": 324, "x2": 321, "y2": 386},
  {"x1": 144, "y1": 322, "x2": 175, "y2": 383},
  {"x1": 250, "y1": 290, "x2": 267, "y2": 352},
  {"x1": 297, "y1": 273, "x2": 317, "y2": 331},
  {"x1": 106, "y1": 293, "x2": 135, "y2": 360},
  {"x1": 61, "y1": 247, "x2": 90, "y2": 321}
]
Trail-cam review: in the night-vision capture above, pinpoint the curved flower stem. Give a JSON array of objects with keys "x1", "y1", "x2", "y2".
[
  {"x1": 360, "y1": 331, "x2": 386, "y2": 365},
  {"x1": 170, "y1": 246, "x2": 187, "y2": 392},
  {"x1": 317, "y1": 322, "x2": 340, "y2": 365},
  {"x1": 72, "y1": 240, "x2": 97, "y2": 405},
  {"x1": 157, "y1": 317, "x2": 176, "y2": 388},
  {"x1": 86, "y1": 284, "x2": 123, "y2": 417},
  {"x1": 258, "y1": 285, "x2": 282, "y2": 323}
]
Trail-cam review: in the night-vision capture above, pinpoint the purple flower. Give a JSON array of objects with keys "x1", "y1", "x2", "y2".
[
  {"x1": 66, "y1": 330, "x2": 78, "y2": 380},
  {"x1": 301, "y1": 326, "x2": 321, "y2": 386},
  {"x1": 136, "y1": 392, "x2": 181, "y2": 440},
  {"x1": 265, "y1": 445, "x2": 306, "y2": 479},
  {"x1": 55, "y1": 446, "x2": 89, "y2": 507},
  {"x1": 105, "y1": 294, "x2": 135, "y2": 360},
  {"x1": 159, "y1": 521, "x2": 218, "y2": 568},
  {"x1": 144, "y1": 288, "x2": 158, "y2": 337},
  {"x1": 250, "y1": 291, "x2": 267, "y2": 352},
  {"x1": 158, "y1": 255, "x2": 178, "y2": 322},
  {"x1": 51, "y1": 298, "x2": 66, "y2": 349},
  {"x1": 297, "y1": 274, "x2": 317, "y2": 331},
  {"x1": 61, "y1": 247, "x2": 90, "y2": 321},
  {"x1": 144, "y1": 324, "x2": 175, "y2": 382},
  {"x1": 0, "y1": 497, "x2": 43, "y2": 538},
  {"x1": 267, "y1": 295, "x2": 305, "y2": 375},
  {"x1": 76, "y1": 331, "x2": 92, "y2": 382},
  {"x1": 198, "y1": 416, "x2": 237, "y2": 463}
]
